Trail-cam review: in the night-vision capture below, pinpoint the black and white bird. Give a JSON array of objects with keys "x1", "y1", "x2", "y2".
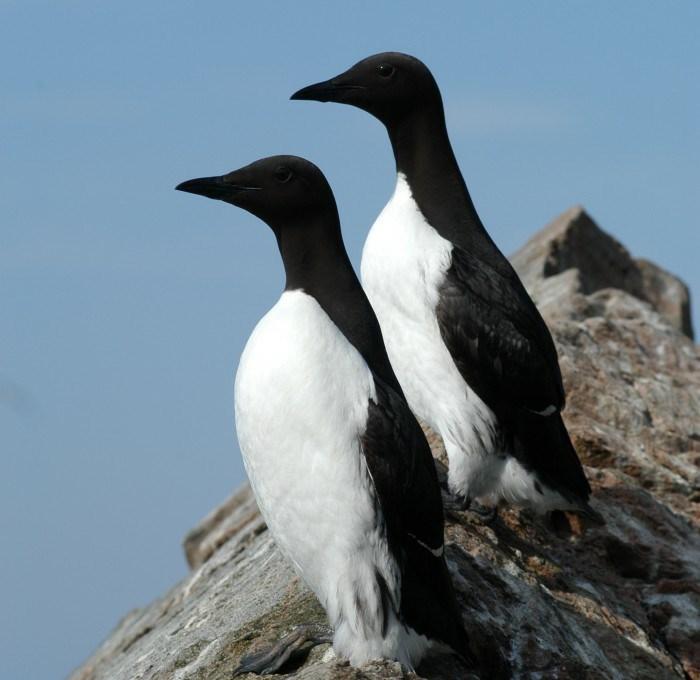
[
  {"x1": 292, "y1": 54, "x2": 602, "y2": 523},
  {"x1": 176, "y1": 156, "x2": 472, "y2": 673}
]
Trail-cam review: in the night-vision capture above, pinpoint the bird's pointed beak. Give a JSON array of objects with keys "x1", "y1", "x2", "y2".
[
  {"x1": 176, "y1": 176, "x2": 230, "y2": 200},
  {"x1": 291, "y1": 75, "x2": 364, "y2": 103},
  {"x1": 175, "y1": 175, "x2": 260, "y2": 202}
]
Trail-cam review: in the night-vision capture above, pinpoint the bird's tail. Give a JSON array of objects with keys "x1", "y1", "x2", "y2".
[
  {"x1": 400, "y1": 541, "x2": 476, "y2": 668},
  {"x1": 512, "y1": 409, "x2": 603, "y2": 524}
]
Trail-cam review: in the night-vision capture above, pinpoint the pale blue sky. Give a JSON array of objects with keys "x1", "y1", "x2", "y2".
[{"x1": 1, "y1": 2, "x2": 697, "y2": 678}]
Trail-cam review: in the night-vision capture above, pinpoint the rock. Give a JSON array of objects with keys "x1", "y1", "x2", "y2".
[
  {"x1": 636, "y1": 259, "x2": 695, "y2": 340},
  {"x1": 183, "y1": 484, "x2": 261, "y2": 570},
  {"x1": 70, "y1": 207, "x2": 699, "y2": 680},
  {"x1": 511, "y1": 205, "x2": 694, "y2": 339},
  {"x1": 511, "y1": 205, "x2": 645, "y2": 299}
]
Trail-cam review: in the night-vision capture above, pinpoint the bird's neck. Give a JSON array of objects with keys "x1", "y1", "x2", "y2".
[
  {"x1": 275, "y1": 212, "x2": 404, "y2": 394},
  {"x1": 275, "y1": 211, "x2": 356, "y2": 294},
  {"x1": 386, "y1": 107, "x2": 490, "y2": 246},
  {"x1": 388, "y1": 106, "x2": 456, "y2": 179}
]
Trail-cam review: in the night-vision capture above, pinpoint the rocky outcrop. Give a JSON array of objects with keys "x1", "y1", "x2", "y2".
[
  {"x1": 511, "y1": 205, "x2": 694, "y2": 339},
  {"x1": 70, "y1": 207, "x2": 699, "y2": 680}
]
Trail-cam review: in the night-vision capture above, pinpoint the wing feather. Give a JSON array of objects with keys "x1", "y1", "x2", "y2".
[
  {"x1": 436, "y1": 246, "x2": 565, "y2": 416},
  {"x1": 360, "y1": 375, "x2": 471, "y2": 660}
]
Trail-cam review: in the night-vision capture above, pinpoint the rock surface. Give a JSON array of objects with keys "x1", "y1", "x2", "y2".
[
  {"x1": 511, "y1": 205, "x2": 695, "y2": 339},
  {"x1": 70, "y1": 207, "x2": 699, "y2": 680}
]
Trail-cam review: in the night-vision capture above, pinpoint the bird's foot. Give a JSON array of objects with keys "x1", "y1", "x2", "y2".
[
  {"x1": 468, "y1": 501, "x2": 498, "y2": 525},
  {"x1": 452, "y1": 493, "x2": 472, "y2": 512},
  {"x1": 450, "y1": 495, "x2": 499, "y2": 525},
  {"x1": 233, "y1": 623, "x2": 332, "y2": 676}
]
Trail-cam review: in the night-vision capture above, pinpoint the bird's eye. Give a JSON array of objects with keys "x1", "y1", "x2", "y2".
[
  {"x1": 273, "y1": 166, "x2": 293, "y2": 183},
  {"x1": 377, "y1": 63, "x2": 395, "y2": 78}
]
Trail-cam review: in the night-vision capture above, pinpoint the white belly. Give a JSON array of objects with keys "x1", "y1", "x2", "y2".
[
  {"x1": 234, "y1": 290, "x2": 426, "y2": 665},
  {"x1": 361, "y1": 174, "x2": 502, "y2": 500}
]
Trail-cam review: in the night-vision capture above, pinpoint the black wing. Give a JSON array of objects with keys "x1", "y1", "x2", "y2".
[
  {"x1": 361, "y1": 375, "x2": 472, "y2": 661},
  {"x1": 437, "y1": 246, "x2": 596, "y2": 503},
  {"x1": 436, "y1": 245, "x2": 565, "y2": 418}
]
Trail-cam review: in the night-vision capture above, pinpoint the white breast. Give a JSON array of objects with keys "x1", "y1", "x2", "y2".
[
  {"x1": 234, "y1": 290, "x2": 427, "y2": 666},
  {"x1": 361, "y1": 175, "x2": 501, "y2": 500}
]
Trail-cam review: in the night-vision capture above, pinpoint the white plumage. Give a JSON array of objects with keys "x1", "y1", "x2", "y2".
[
  {"x1": 234, "y1": 290, "x2": 430, "y2": 667},
  {"x1": 362, "y1": 174, "x2": 570, "y2": 513}
]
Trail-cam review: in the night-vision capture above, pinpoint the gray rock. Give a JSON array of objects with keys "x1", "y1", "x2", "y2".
[
  {"x1": 512, "y1": 205, "x2": 694, "y2": 338},
  {"x1": 71, "y1": 207, "x2": 700, "y2": 680},
  {"x1": 183, "y1": 484, "x2": 260, "y2": 570},
  {"x1": 636, "y1": 258, "x2": 695, "y2": 340}
]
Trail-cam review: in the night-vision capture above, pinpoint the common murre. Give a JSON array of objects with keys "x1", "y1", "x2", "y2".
[
  {"x1": 292, "y1": 54, "x2": 602, "y2": 525},
  {"x1": 176, "y1": 155, "x2": 473, "y2": 673}
]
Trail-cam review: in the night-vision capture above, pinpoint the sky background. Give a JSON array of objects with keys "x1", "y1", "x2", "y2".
[{"x1": 1, "y1": 2, "x2": 698, "y2": 678}]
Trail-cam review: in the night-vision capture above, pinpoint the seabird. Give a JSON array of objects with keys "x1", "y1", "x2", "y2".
[
  {"x1": 176, "y1": 155, "x2": 473, "y2": 672},
  {"x1": 292, "y1": 54, "x2": 602, "y2": 524}
]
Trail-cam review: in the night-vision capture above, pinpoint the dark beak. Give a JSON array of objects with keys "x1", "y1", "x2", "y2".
[
  {"x1": 290, "y1": 77, "x2": 364, "y2": 103},
  {"x1": 175, "y1": 176, "x2": 260, "y2": 201}
]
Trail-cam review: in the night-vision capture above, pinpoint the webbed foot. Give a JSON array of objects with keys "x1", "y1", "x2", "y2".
[{"x1": 233, "y1": 623, "x2": 332, "y2": 676}]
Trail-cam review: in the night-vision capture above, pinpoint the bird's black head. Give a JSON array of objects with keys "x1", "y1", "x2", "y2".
[
  {"x1": 176, "y1": 155, "x2": 337, "y2": 233},
  {"x1": 291, "y1": 52, "x2": 442, "y2": 126}
]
